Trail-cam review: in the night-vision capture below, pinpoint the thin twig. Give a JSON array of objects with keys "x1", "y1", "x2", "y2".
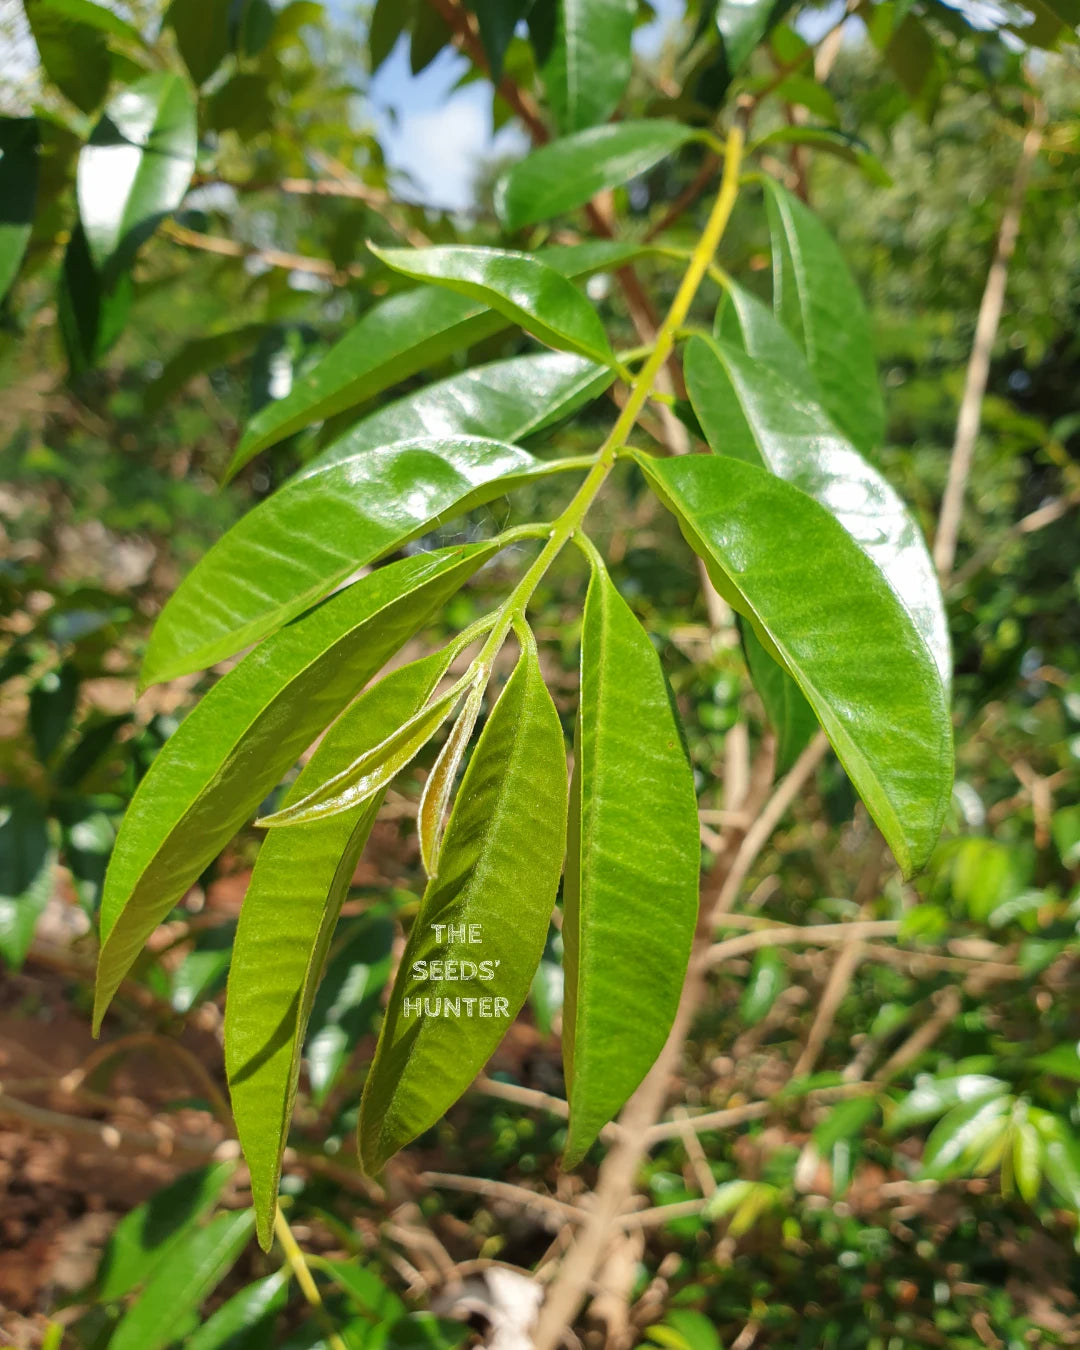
[
  {"x1": 418, "y1": 1171, "x2": 587, "y2": 1223},
  {"x1": 933, "y1": 103, "x2": 1045, "y2": 582},
  {"x1": 162, "y1": 221, "x2": 365, "y2": 283}
]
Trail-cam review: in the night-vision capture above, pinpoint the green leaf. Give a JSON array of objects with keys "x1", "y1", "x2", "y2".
[
  {"x1": 1013, "y1": 1118, "x2": 1042, "y2": 1205},
  {"x1": 34, "y1": 0, "x2": 144, "y2": 44},
  {"x1": 1035, "y1": 1113, "x2": 1080, "y2": 1211},
  {"x1": 1032, "y1": 1044, "x2": 1080, "y2": 1082},
  {"x1": 648, "y1": 1310, "x2": 723, "y2": 1350},
  {"x1": 468, "y1": 0, "x2": 529, "y2": 79},
  {"x1": 715, "y1": 0, "x2": 794, "y2": 76},
  {"x1": 77, "y1": 73, "x2": 197, "y2": 273},
  {"x1": 495, "y1": 121, "x2": 699, "y2": 230},
  {"x1": 1052, "y1": 804, "x2": 1080, "y2": 867},
  {"x1": 752, "y1": 126, "x2": 892, "y2": 187},
  {"x1": 741, "y1": 620, "x2": 818, "y2": 773},
  {"x1": 920, "y1": 1096, "x2": 1011, "y2": 1179},
  {"x1": 226, "y1": 648, "x2": 456, "y2": 1249},
  {"x1": 358, "y1": 635, "x2": 568, "y2": 1173},
  {"x1": 306, "y1": 910, "x2": 395, "y2": 1103},
  {"x1": 542, "y1": 0, "x2": 634, "y2": 134},
  {"x1": 739, "y1": 947, "x2": 786, "y2": 1025},
  {"x1": 230, "y1": 240, "x2": 642, "y2": 467},
  {"x1": 207, "y1": 73, "x2": 274, "y2": 138},
  {"x1": 370, "y1": 244, "x2": 615, "y2": 367},
  {"x1": 29, "y1": 661, "x2": 79, "y2": 763},
  {"x1": 889, "y1": 1073, "x2": 1008, "y2": 1132},
  {"x1": 634, "y1": 452, "x2": 953, "y2": 876},
  {"x1": 763, "y1": 180, "x2": 887, "y2": 456},
  {"x1": 24, "y1": 0, "x2": 111, "y2": 113},
  {"x1": 562, "y1": 565, "x2": 700, "y2": 1166},
  {"x1": 813, "y1": 1095, "x2": 879, "y2": 1155},
  {"x1": 0, "y1": 118, "x2": 38, "y2": 302},
  {"x1": 107, "y1": 1208, "x2": 254, "y2": 1350},
  {"x1": 714, "y1": 278, "x2": 821, "y2": 404},
  {"x1": 314, "y1": 1258, "x2": 405, "y2": 1322},
  {"x1": 166, "y1": 0, "x2": 230, "y2": 86},
  {"x1": 684, "y1": 333, "x2": 951, "y2": 688},
  {"x1": 98, "y1": 1161, "x2": 236, "y2": 1301},
  {"x1": 170, "y1": 922, "x2": 233, "y2": 1013},
  {"x1": 369, "y1": 0, "x2": 409, "y2": 73},
  {"x1": 58, "y1": 223, "x2": 133, "y2": 374},
  {"x1": 185, "y1": 1272, "x2": 289, "y2": 1350},
  {"x1": 94, "y1": 544, "x2": 496, "y2": 1030},
  {"x1": 148, "y1": 436, "x2": 553, "y2": 687},
  {"x1": 0, "y1": 789, "x2": 55, "y2": 970},
  {"x1": 144, "y1": 325, "x2": 266, "y2": 414}
]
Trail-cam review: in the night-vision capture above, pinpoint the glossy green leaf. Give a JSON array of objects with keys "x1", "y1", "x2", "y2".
[
  {"x1": 562, "y1": 565, "x2": 699, "y2": 1166},
  {"x1": 741, "y1": 620, "x2": 817, "y2": 773},
  {"x1": 24, "y1": 0, "x2": 111, "y2": 113},
  {"x1": 166, "y1": 0, "x2": 230, "y2": 85},
  {"x1": 98, "y1": 1161, "x2": 235, "y2": 1301},
  {"x1": 147, "y1": 437, "x2": 546, "y2": 687},
  {"x1": 763, "y1": 180, "x2": 887, "y2": 456},
  {"x1": 230, "y1": 240, "x2": 641, "y2": 467},
  {"x1": 370, "y1": 244, "x2": 615, "y2": 367},
  {"x1": 634, "y1": 452, "x2": 953, "y2": 876},
  {"x1": 306, "y1": 910, "x2": 395, "y2": 1103},
  {"x1": 0, "y1": 118, "x2": 38, "y2": 302},
  {"x1": 753, "y1": 126, "x2": 892, "y2": 187},
  {"x1": 185, "y1": 1272, "x2": 289, "y2": 1350},
  {"x1": 542, "y1": 0, "x2": 634, "y2": 133},
  {"x1": 77, "y1": 73, "x2": 196, "y2": 273},
  {"x1": 468, "y1": 0, "x2": 529, "y2": 79},
  {"x1": 714, "y1": 278, "x2": 821, "y2": 405},
  {"x1": 920, "y1": 1096, "x2": 1011, "y2": 1179},
  {"x1": 0, "y1": 788, "x2": 55, "y2": 970},
  {"x1": 107, "y1": 1208, "x2": 254, "y2": 1350},
  {"x1": 888, "y1": 1073, "x2": 1009, "y2": 1132},
  {"x1": 94, "y1": 545, "x2": 495, "y2": 1029},
  {"x1": 226, "y1": 647, "x2": 457, "y2": 1248},
  {"x1": 495, "y1": 121, "x2": 699, "y2": 230},
  {"x1": 58, "y1": 223, "x2": 133, "y2": 374},
  {"x1": 358, "y1": 636, "x2": 568, "y2": 1173},
  {"x1": 684, "y1": 333, "x2": 951, "y2": 688},
  {"x1": 739, "y1": 947, "x2": 786, "y2": 1025}
]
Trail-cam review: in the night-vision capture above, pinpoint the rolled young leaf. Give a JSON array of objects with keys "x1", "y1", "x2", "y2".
[
  {"x1": 0, "y1": 118, "x2": 38, "y2": 303},
  {"x1": 763, "y1": 179, "x2": 886, "y2": 456},
  {"x1": 495, "y1": 121, "x2": 700, "y2": 230},
  {"x1": 94, "y1": 544, "x2": 497, "y2": 1029},
  {"x1": 226, "y1": 646, "x2": 459, "y2": 1250},
  {"x1": 684, "y1": 334, "x2": 951, "y2": 687},
  {"x1": 144, "y1": 437, "x2": 548, "y2": 687},
  {"x1": 542, "y1": 0, "x2": 635, "y2": 134},
  {"x1": 77, "y1": 73, "x2": 197, "y2": 273},
  {"x1": 562, "y1": 564, "x2": 700, "y2": 1166},
  {"x1": 635, "y1": 452, "x2": 953, "y2": 876},
  {"x1": 230, "y1": 239, "x2": 644, "y2": 467},
  {"x1": 370, "y1": 244, "x2": 616, "y2": 367},
  {"x1": 417, "y1": 679, "x2": 485, "y2": 878},
  {"x1": 358, "y1": 633, "x2": 568, "y2": 1173}
]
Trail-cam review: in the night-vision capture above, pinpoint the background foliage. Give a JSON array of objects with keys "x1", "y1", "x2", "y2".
[{"x1": 1, "y1": 0, "x2": 1080, "y2": 1346}]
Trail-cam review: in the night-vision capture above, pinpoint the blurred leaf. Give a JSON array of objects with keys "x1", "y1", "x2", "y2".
[
  {"x1": 1052, "y1": 804, "x2": 1080, "y2": 868},
  {"x1": 889, "y1": 1073, "x2": 1008, "y2": 1131},
  {"x1": 97, "y1": 1161, "x2": 235, "y2": 1301},
  {"x1": 171, "y1": 921, "x2": 235, "y2": 1013},
  {"x1": 542, "y1": 0, "x2": 635, "y2": 134},
  {"x1": 753, "y1": 125, "x2": 892, "y2": 187},
  {"x1": 920, "y1": 1095, "x2": 1011, "y2": 1179},
  {"x1": 24, "y1": 0, "x2": 111, "y2": 112},
  {"x1": 1034, "y1": 1112, "x2": 1080, "y2": 1211},
  {"x1": 469, "y1": 0, "x2": 530, "y2": 79},
  {"x1": 0, "y1": 118, "x2": 38, "y2": 302},
  {"x1": 185, "y1": 1271, "x2": 289, "y2": 1350},
  {"x1": 1032, "y1": 1045, "x2": 1080, "y2": 1083},
  {"x1": 166, "y1": 0, "x2": 230, "y2": 86},
  {"x1": 208, "y1": 74, "x2": 274, "y2": 138},
  {"x1": 739, "y1": 947, "x2": 787, "y2": 1025},
  {"x1": 813, "y1": 1095, "x2": 879, "y2": 1153},
  {"x1": 29, "y1": 662, "x2": 79, "y2": 763},
  {"x1": 715, "y1": 0, "x2": 795, "y2": 77},
  {"x1": 57, "y1": 223, "x2": 134, "y2": 374},
  {"x1": 369, "y1": 0, "x2": 410, "y2": 72},
  {"x1": 646, "y1": 1310, "x2": 723, "y2": 1350},
  {"x1": 314, "y1": 1258, "x2": 405, "y2": 1322},
  {"x1": 77, "y1": 72, "x2": 197, "y2": 273},
  {"x1": 107, "y1": 1208, "x2": 254, "y2": 1350},
  {"x1": 0, "y1": 789, "x2": 55, "y2": 970}
]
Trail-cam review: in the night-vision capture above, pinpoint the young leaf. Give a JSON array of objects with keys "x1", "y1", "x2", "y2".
[
  {"x1": 358, "y1": 635, "x2": 568, "y2": 1173},
  {"x1": 94, "y1": 545, "x2": 496, "y2": 1030},
  {"x1": 97, "y1": 1161, "x2": 236, "y2": 1301},
  {"x1": 145, "y1": 437, "x2": 544, "y2": 686},
  {"x1": 230, "y1": 240, "x2": 643, "y2": 468},
  {"x1": 542, "y1": 0, "x2": 635, "y2": 134},
  {"x1": 495, "y1": 121, "x2": 700, "y2": 230},
  {"x1": 184, "y1": 1272, "x2": 289, "y2": 1350},
  {"x1": 0, "y1": 118, "x2": 38, "y2": 302},
  {"x1": 77, "y1": 73, "x2": 197, "y2": 273},
  {"x1": 370, "y1": 244, "x2": 616, "y2": 367},
  {"x1": 634, "y1": 453, "x2": 953, "y2": 876},
  {"x1": 107, "y1": 1209, "x2": 254, "y2": 1350},
  {"x1": 227, "y1": 647, "x2": 457, "y2": 1250},
  {"x1": 763, "y1": 179, "x2": 887, "y2": 456},
  {"x1": 562, "y1": 566, "x2": 699, "y2": 1166},
  {"x1": 684, "y1": 335, "x2": 951, "y2": 688},
  {"x1": 418, "y1": 679, "x2": 485, "y2": 877}
]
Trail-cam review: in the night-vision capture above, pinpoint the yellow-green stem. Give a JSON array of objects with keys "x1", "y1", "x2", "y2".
[
  {"x1": 475, "y1": 122, "x2": 745, "y2": 665},
  {"x1": 274, "y1": 1207, "x2": 349, "y2": 1350}
]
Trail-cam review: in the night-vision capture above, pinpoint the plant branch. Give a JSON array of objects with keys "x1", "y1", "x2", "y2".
[
  {"x1": 275, "y1": 1207, "x2": 349, "y2": 1350},
  {"x1": 161, "y1": 221, "x2": 365, "y2": 283},
  {"x1": 933, "y1": 102, "x2": 1045, "y2": 582}
]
